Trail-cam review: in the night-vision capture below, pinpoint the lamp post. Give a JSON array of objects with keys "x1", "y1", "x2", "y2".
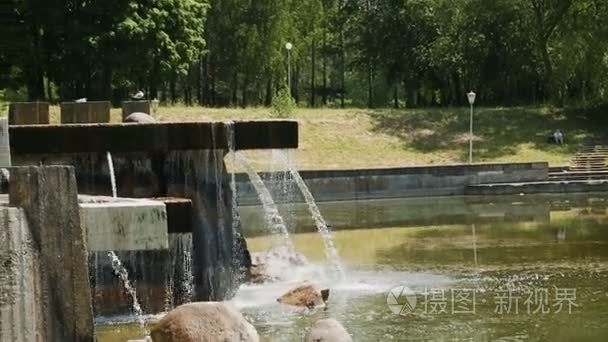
[
  {"x1": 467, "y1": 91, "x2": 476, "y2": 164},
  {"x1": 285, "y1": 42, "x2": 293, "y2": 95}
]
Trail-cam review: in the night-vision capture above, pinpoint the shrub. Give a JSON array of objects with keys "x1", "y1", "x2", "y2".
[{"x1": 271, "y1": 87, "x2": 296, "y2": 118}]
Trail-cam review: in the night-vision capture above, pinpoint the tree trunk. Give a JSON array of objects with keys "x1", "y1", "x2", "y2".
[
  {"x1": 322, "y1": 32, "x2": 328, "y2": 106},
  {"x1": 231, "y1": 72, "x2": 238, "y2": 106},
  {"x1": 367, "y1": 61, "x2": 373, "y2": 108},
  {"x1": 340, "y1": 31, "x2": 346, "y2": 109},
  {"x1": 242, "y1": 75, "x2": 249, "y2": 107},
  {"x1": 197, "y1": 55, "x2": 203, "y2": 105},
  {"x1": 311, "y1": 38, "x2": 316, "y2": 108},
  {"x1": 265, "y1": 78, "x2": 272, "y2": 106},
  {"x1": 540, "y1": 40, "x2": 556, "y2": 103},
  {"x1": 210, "y1": 56, "x2": 216, "y2": 106},
  {"x1": 393, "y1": 84, "x2": 399, "y2": 109},
  {"x1": 294, "y1": 65, "x2": 300, "y2": 103},
  {"x1": 170, "y1": 76, "x2": 177, "y2": 104}
]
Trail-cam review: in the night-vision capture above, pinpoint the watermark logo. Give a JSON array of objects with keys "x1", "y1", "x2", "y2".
[
  {"x1": 386, "y1": 286, "x2": 578, "y2": 316},
  {"x1": 387, "y1": 286, "x2": 418, "y2": 315}
]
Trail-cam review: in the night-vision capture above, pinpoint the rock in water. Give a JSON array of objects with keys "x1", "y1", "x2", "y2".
[
  {"x1": 0, "y1": 168, "x2": 9, "y2": 193},
  {"x1": 150, "y1": 302, "x2": 259, "y2": 342},
  {"x1": 304, "y1": 319, "x2": 353, "y2": 342},
  {"x1": 277, "y1": 282, "x2": 329, "y2": 309},
  {"x1": 125, "y1": 112, "x2": 157, "y2": 123}
]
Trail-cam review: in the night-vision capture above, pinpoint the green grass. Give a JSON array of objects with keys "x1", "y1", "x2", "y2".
[{"x1": 42, "y1": 105, "x2": 604, "y2": 169}]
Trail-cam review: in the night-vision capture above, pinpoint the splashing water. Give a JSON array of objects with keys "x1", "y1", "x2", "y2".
[
  {"x1": 106, "y1": 152, "x2": 147, "y2": 335},
  {"x1": 275, "y1": 150, "x2": 345, "y2": 280},
  {"x1": 235, "y1": 152, "x2": 292, "y2": 246}
]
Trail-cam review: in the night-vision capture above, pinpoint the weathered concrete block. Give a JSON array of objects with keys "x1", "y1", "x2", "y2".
[
  {"x1": 122, "y1": 101, "x2": 152, "y2": 120},
  {"x1": 0, "y1": 118, "x2": 11, "y2": 167},
  {"x1": 0, "y1": 207, "x2": 42, "y2": 342},
  {"x1": 61, "y1": 101, "x2": 111, "y2": 123},
  {"x1": 9, "y1": 120, "x2": 298, "y2": 154},
  {"x1": 8, "y1": 102, "x2": 50, "y2": 125},
  {"x1": 9, "y1": 166, "x2": 94, "y2": 342},
  {"x1": 79, "y1": 195, "x2": 169, "y2": 251}
]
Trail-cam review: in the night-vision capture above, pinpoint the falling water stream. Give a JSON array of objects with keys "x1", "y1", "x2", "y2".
[
  {"x1": 275, "y1": 150, "x2": 345, "y2": 279},
  {"x1": 235, "y1": 152, "x2": 292, "y2": 246},
  {"x1": 105, "y1": 152, "x2": 147, "y2": 335}
]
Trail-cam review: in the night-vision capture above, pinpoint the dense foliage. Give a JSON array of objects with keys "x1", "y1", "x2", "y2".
[{"x1": 1, "y1": 0, "x2": 607, "y2": 108}]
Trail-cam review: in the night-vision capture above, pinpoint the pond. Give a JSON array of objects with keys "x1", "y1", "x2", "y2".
[{"x1": 97, "y1": 193, "x2": 608, "y2": 341}]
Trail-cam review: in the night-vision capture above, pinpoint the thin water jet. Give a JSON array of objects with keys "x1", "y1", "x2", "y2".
[
  {"x1": 235, "y1": 152, "x2": 292, "y2": 246},
  {"x1": 105, "y1": 151, "x2": 147, "y2": 335},
  {"x1": 275, "y1": 150, "x2": 345, "y2": 279}
]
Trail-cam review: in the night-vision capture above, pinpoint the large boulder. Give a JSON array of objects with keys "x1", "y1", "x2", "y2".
[
  {"x1": 304, "y1": 319, "x2": 353, "y2": 342},
  {"x1": 150, "y1": 302, "x2": 259, "y2": 342},
  {"x1": 277, "y1": 282, "x2": 329, "y2": 309},
  {"x1": 125, "y1": 112, "x2": 157, "y2": 123}
]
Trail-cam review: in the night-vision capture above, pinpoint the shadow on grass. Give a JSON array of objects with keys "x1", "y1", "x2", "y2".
[{"x1": 365, "y1": 106, "x2": 603, "y2": 162}]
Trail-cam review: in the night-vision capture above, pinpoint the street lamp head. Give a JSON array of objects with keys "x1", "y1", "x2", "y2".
[
  {"x1": 467, "y1": 91, "x2": 476, "y2": 105},
  {"x1": 285, "y1": 42, "x2": 293, "y2": 51}
]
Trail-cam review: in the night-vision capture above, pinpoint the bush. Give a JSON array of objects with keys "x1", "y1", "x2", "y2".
[{"x1": 271, "y1": 87, "x2": 296, "y2": 118}]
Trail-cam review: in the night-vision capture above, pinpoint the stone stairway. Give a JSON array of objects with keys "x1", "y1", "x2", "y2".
[{"x1": 549, "y1": 144, "x2": 608, "y2": 181}]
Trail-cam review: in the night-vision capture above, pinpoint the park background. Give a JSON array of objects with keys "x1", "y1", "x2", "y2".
[{"x1": 2, "y1": 0, "x2": 607, "y2": 167}]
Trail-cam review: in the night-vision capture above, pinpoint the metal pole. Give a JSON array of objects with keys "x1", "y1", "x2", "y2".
[
  {"x1": 287, "y1": 50, "x2": 292, "y2": 95},
  {"x1": 469, "y1": 103, "x2": 474, "y2": 164}
]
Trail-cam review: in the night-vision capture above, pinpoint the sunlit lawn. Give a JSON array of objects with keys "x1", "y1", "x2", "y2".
[{"x1": 29, "y1": 105, "x2": 605, "y2": 169}]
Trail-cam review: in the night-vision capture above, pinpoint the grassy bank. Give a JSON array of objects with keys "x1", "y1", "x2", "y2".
[{"x1": 37, "y1": 105, "x2": 606, "y2": 169}]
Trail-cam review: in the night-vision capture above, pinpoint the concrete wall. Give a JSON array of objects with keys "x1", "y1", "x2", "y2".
[
  {"x1": 0, "y1": 207, "x2": 42, "y2": 342},
  {"x1": 466, "y1": 180, "x2": 608, "y2": 196},
  {"x1": 239, "y1": 195, "x2": 551, "y2": 236},
  {"x1": 11, "y1": 150, "x2": 245, "y2": 303},
  {"x1": 79, "y1": 196, "x2": 169, "y2": 252},
  {"x1": 236, "y1": 162, "x2": 549, "y2": 205}
]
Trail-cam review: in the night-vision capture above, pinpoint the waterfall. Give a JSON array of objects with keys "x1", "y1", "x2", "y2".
[
  {"x1": 235, "y1": 152, "x2": 292, "y2": 246},
  {"x1": 105, "y1": 152, "x2": 147, "y2": 334},
  {"x1": 226, "y1": 123, "x2": 246, "y2": 288},
  {"x1": 275, "y1": 150, "x2": 345, "y2": 279}
]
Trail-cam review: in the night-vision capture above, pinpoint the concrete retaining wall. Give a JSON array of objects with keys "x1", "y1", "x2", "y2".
[
  {"x1": 466, "y1": 180, "x2": 608, "y2": 196},
  {"x1": 239, "y1": 195, "x2": 551, "y2": 236},
  {"x1": 236, "y1": 162, "x2": 549, "y2": 205}
]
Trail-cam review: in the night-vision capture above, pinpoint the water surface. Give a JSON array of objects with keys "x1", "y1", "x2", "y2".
[{"x1": 98, "y1": 193, "x2": 608, "y2": 341}]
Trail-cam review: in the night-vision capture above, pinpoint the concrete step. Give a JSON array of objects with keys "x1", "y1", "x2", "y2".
[
  {"x1": 550, "y1": 170, "x2": 608, "y2": 176},
  {"x1": 549, "y1": 175, "x2": 608, "y2": 181}
]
